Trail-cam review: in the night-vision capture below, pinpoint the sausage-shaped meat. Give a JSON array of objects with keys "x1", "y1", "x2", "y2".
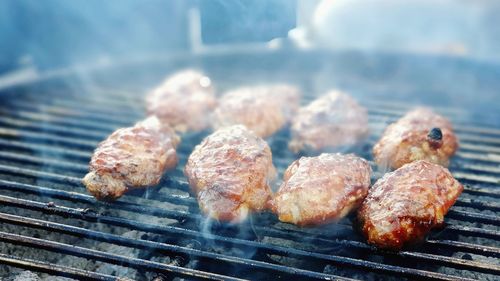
[
  {"x1": 358, "y1": 160, "x2": 463, "y2": 250},
  {"x1": 146, "y1": 70, "x2": 216, "y2": 132},
  {"x1": 270, "y1": 153, "x2": 372, "y2": 226},
  {"x1": 212, "y1": 85, "x2": 301, "y2": 138},
  {"x1": 373, "y1": 107, "x2": 458, "y2": 170},
  {"x1": 289, "y1": 90, "x2": 369, "y2": 153},
  {"x1": 83, "y1": 116, "x2": 179, "y2": 201},
  {"x1": 184, "y1": 125, "x2": 276, "y2": 222}
]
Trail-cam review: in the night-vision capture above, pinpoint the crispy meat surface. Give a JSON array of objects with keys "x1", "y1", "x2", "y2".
[
  {"x1": 358, "y1": 160, "x2": 463, "y2": 250},
  {"x1": 212, "y1": 84, "x2": 301, "y2": 138},
  {"x1": 83, "y1": 116, "x2": 179, "y2": 201},
  {"x1": 184, "y1": 125, "x2": 276, "y2": 222},
  {"x1": 373, "y1": 107, "x2": 458, "y2": 170},
  {"x1": 289, "y1": 90, "x2": 368, "y2": 153},
  {"x1": 146, "y1": 70, "x2": 216, "y2": 132},
  {"x1": 270, "y1": 153, "x2": 372, "y2": 226}
]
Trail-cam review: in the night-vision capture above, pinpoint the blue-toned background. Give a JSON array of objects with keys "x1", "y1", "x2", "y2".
[{"x1": 0, "y1": 0, "x2": 296, "y2": 72}]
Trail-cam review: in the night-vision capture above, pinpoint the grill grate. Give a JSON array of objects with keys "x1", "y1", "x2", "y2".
[{"x1": 0, "y1": 72, "x2": 499, "y2": 281}]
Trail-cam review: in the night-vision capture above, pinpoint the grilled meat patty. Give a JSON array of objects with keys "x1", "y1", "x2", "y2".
[
  {"x1": 289, "y1": 90, "x2": 369, "y2": 153},
  {"x1": 270, "y1": 153, "x2": 372, "y2": 226},
  {"x1": 146, "y1": 70, "x2": 216, "y2": 132},
  {"x1": 83, "y1": 116, "x2": 179, "y2": 201},
  {"x1": 212, "y1": 84, "x2": 301, "y2": 138},
  {"x1": 358, "y1": 160, "x2": 463, "y2": 250},
  {"x1": 184, "y1": 125, "x2": 276, "y2": 222},
  {"x1": 373, "y1": 107, "x2": 458, "y2": 170}
]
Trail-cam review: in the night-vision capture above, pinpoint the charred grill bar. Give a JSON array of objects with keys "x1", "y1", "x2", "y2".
[{"x1": 0, "y1": 59, "x2": 499, "y2": 280}]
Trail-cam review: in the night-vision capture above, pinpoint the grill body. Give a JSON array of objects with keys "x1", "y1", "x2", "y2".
[{"x1": 0, "y1": 50, "x2": 499, "y2": 280}]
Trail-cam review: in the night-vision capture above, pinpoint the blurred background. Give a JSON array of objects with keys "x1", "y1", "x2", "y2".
[
  {"x1": 2, "y1": 0, "x2": 500, "y2": 73},
  {"x1": 0, "y1": 0, "x2": 499, "y2": 116},
  {"x1": 0, "y1": 0, "x2": 296, "y2": 73}
]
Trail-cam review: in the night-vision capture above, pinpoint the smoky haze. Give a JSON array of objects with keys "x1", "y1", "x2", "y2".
[
  {"x1": 0, "y1": 0, "x2": 297, "y2": 72},
  {"x1": 0, "y1": 0, "x2": 190, "y2": 70}
]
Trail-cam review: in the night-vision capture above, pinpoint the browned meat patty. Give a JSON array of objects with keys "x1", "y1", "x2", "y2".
[
  {"x1": 358, "y1": 160, "x2": 463, "y2": 250},
  {"x1": 289, "y1": 90, "x2": 369, "y2": 153},
  {"x1": 373, "y1": 107, "x2": 458, "y2": 170},
  {"x1": 212, "y1": 84, "x2": 301, "y2": 138},
  {"x1": 83, "y1": 116, "x2": 180, "y2": 201},
  {"x1": 184, "y1": 125, "x2": 276, "y2": 222},
  {"x1": 146, "y1": 70, "x2": 216, "y2": 132},
  {"x1": 269, "y1": 153, "x2": 372, "y2": 226}
]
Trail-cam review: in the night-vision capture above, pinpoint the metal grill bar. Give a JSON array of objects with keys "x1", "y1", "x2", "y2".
[
  {"x1": 2, "y1": 109, "x2": 500, "y2": 165},
  {"x1": 0, "y1": 108, "x2": 117, "y2": 132},
  {"x1": 444, "y1": 225, "x2": 500, "y2": 240},
  {"x1": 0, "y1": 194, "x2": 480, "y2": 281},
  {"x1": 461, "y1": 185, "x2": 500, "y2": 198},
  {"x1": 1, "y1": 166, "x2": 499, "y2": 252},
  {"x1": 0, "y1": 180, "x2": 500, "y2": 262},
  {"x1": 0, "y1": 231, "x2": 245, "y2": 281},
  {"x1": 365, "y1": 107, "x2": 499, "y2": 130},
  {"x1": 424, "y1": 240, "x2": 500, "y2": 258},
  {"x1": 2, "y1": 162, "x2": 499, "y2": 261},
  {"x1": 15, "y1": 89, "x2": 500, "y2": 135},
  {"x1": 0, "y1": 165, "x2": 201, "y2": 209},
  {"x1": 0, "y1": 127, "x2": 98, "y2": 149},
  {"x1": 455, "y1": 198, "x2": 500, "y2": 212},
  {"x1": 3, "y1": 106, "x2": 500, "y2": 151},
  {"x1": 1, "y1": 136, "x2": 499, "y2": 189},
  {"x1": 454, "y1": 152, "x2": 500, "y2": 164},
  {"x1": 3, "y1": 120, "x2": 500, "y2": 183},
  {"x1": 0, "y1": 139, "x2": 92, "y2": 160},
  {"x1": 5, "y1": 96, "x2": 500, "y2": 148},
  {"x1": 0, "y1": 151, "x2": 89, "y2": 172},
  {"x1": 2, "y1": 177, "x2": 498, "y2": 228},
  {"x1": 0, "y1": 116, "x2": 106, "y2": 140},
  {"x1": 1, "y1": 78, "x2": 499, "y2": 280},
  {"x1": 0, "y1": 212, "x2": 355, "y2": 281},
  {"x1": 456, "y1": 144, "x2": 500, "y2": 154},
  {"x1": 452, "y1": 161, "x2": 500, "y2": 175},
  {"x1": 0, "y1": 112, "x2": 499, "y2": 152},
  {"x1": 2, "y1": 146, "x2": 500, "y2": 193},
  {"x1": 1, "y1": 164, "x2": 499, "y2": 231},
  {"x1": 1, "y1": 148, "x2": 499, "y2": 204},
  {"x1": 0, "y1": 105, "x2": 498, "y2": 152},
  {"x1": 0, "y1": 178, "x2": 196, "y2": 210},
  {"x1": 446, "y1": 210, "x2": 499, "y2": 226},
  {"x1": 0, "y1": 253, "x2": 129, "y2": 281},
  {"x1": 4, "y1": 101, "x2": 137, "y2": 127},
  {"x1": 43, "y1": 87, "x2": 147, "y2": 106}
]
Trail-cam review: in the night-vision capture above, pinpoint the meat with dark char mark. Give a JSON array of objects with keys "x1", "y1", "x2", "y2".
[
  {"x1": 146, "y1": 70, "x2": 216, "y2": 132},
  {"x1": 373, "y1": 107, "x2": 458, "y2": 170},
  {"x1": 184, "y1": 125, "x2": 276, "y2": 222},
  {"x1": 83, "y1": 116, "x2": 179, "y2": 201},
  {"x1": 289, "y1": 90, "x2": 369, "y2": 153},
  {"x1": 270, "y1": 153, "x2": 372, "y2": 226},
  {"x1": 357, "y1": 160, "x2": 463, "y2": 250}
]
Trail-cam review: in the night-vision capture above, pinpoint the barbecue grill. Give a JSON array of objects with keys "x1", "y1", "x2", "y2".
[{"x1": 0, "y1": 50, "x2": 499, "y2": 280}]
